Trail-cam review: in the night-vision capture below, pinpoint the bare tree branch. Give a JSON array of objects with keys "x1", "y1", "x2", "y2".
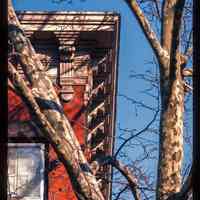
[
  {"x1": 182, "y1": 68, "x2": 193, "y2": 77},
  {"x1": 152, "y1": 0, "x2": 161, "y2": 20},
  {"x1": 114, "y1": 109, "x2": 159, "y2": 158},
  {"x1": 169, "y1": 0, "x2": 186, "y2": 72},
  {"x1": 124, "y1": 0, "x2": 169, "y2": 66},
  {"x1": 94, "y1": 156, "x2": 141, "y2": 200},
  {"x1": 112, "y1": 159, "x2": 141, "y2": 200},
  {"x1": 118, "y1": 94, "x2": 157, "y2": 111},
  {"x1": 161, "y1": 0, "x2": 177, "y2": 53},
  {"x1": 183, "y1": 81, "x2": 193, "y2": 92},
  {"x1": 114, "y1": 185, "x2": 129, "y2": 200}
]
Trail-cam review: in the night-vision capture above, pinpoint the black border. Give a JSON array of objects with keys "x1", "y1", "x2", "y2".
[{"x1": 0, "y1": 0, "x2": 8, "y2": 199}]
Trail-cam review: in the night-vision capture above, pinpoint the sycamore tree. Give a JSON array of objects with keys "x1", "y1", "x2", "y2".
[
  {"x1": 8, "y1": 0, "x2": 193, "y2": 200},
  {"x1": 111, "y1": 1, "x2": 193, "y2": 200}
]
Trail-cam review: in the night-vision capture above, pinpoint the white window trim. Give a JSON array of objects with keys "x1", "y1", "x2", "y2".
[{"x1": 8, "y1": 143, "x2": 45, "y2": 200}]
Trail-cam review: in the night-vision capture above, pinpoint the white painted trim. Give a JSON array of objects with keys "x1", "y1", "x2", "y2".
[{"x1": 8, "y1": 143, "x2": 45, "y2": 200}]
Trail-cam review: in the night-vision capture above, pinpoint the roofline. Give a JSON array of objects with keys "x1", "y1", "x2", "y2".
[{"x1": 16, "y1": 10, "x2": 120, "y2": 17}]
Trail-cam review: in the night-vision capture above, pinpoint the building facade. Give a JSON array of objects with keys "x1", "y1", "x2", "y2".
[{"x1": 8, "y1": 11, "x2": 120, "y2": 200}]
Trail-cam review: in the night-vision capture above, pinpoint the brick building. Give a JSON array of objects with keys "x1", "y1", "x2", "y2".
[{"x1": 8, "y1": 11, "x2": 120, "y2": 200}]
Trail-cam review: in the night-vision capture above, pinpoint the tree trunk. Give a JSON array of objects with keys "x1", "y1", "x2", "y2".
[
  {"x1": 8, "y1": 1, "x2": 104, "y2": 200},
  {"x1": 156, "y1": 59, "x2": 184, "y2": 200}
]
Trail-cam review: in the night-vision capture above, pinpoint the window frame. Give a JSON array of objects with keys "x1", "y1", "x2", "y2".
[{"x1": 7, "y1": 142, "x2": 48, "y2": 200}]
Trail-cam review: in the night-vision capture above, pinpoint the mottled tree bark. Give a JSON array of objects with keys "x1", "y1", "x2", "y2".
[
  {"x1": 157, "y1": 62, "x2": 185, "y2": 200},
  {"x1": 157, "y1": 0, "x2": 186, "y2": 199},
  {"x1": 8, "y1": 1, "x2": 104, "y2": 200}
]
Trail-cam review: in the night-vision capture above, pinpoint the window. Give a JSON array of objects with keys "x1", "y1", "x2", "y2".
[{"x1": 8, "y1": 143, "x2": 45, "y2": 200}]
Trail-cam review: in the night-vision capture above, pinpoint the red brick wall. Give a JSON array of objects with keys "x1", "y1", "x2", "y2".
[{"x1": 8, "y1": 88, "x2": 31, "y2": 122}]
